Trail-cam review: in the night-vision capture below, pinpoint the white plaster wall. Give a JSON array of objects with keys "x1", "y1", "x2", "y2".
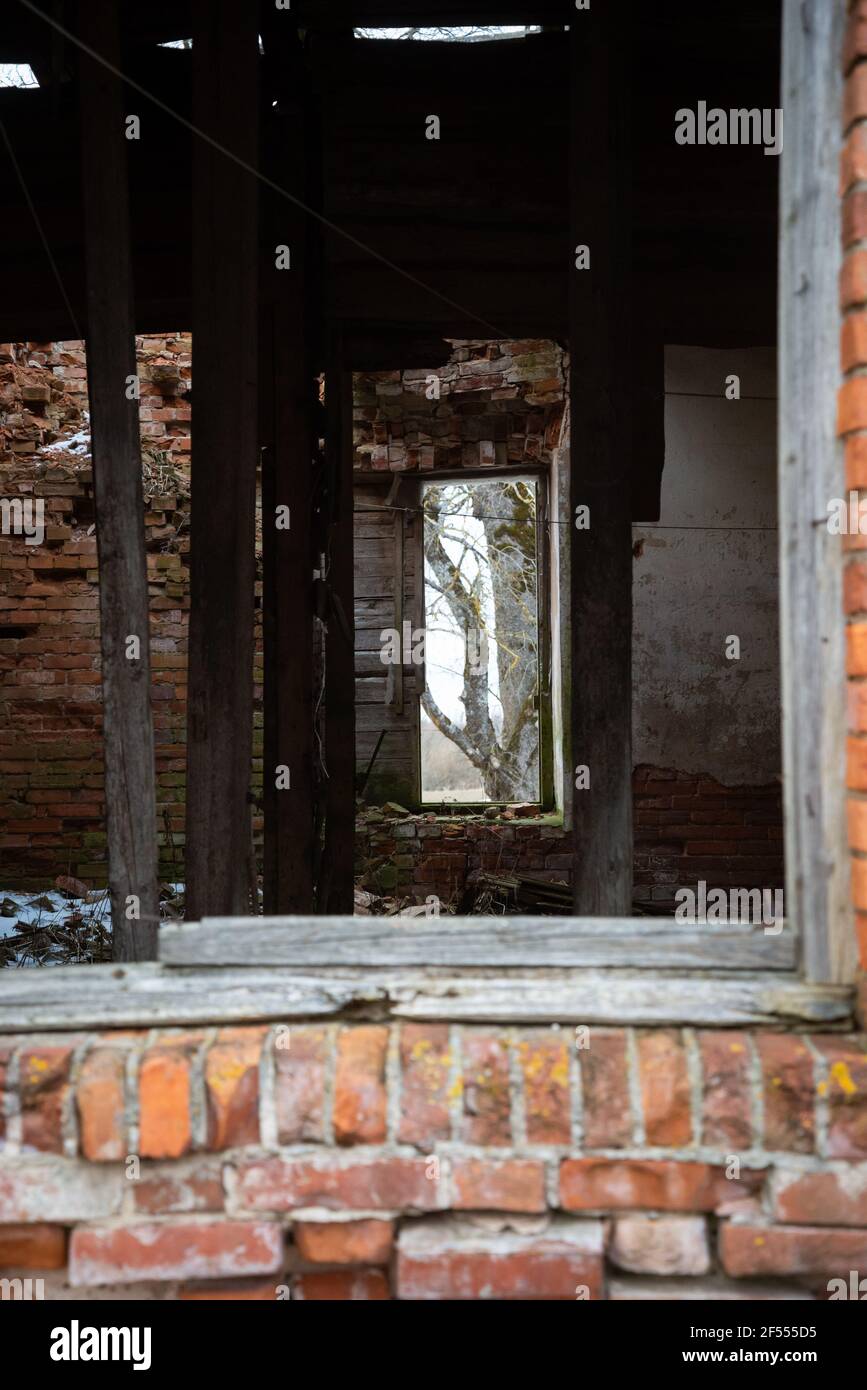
[{"x1": 632, "y1": 346, "x2": 779, "y2": 785}]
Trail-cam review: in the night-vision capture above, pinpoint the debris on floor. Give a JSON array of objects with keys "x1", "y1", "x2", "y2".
[
  {"x1": 0, "y1": 879, "x2": 186, "y2": 968},
  {"x1": 461, "y1": 870, "x2": 570, "y2": 915}
]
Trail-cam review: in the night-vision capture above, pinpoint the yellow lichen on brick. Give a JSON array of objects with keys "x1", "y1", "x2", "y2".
[{"x1": 830, "y1": 1060, "x2": 858, "y2": 1098}]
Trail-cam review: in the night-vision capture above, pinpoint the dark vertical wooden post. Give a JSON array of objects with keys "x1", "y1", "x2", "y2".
[
  {"x1": 569, "y1": 5, "x2": 634, "y2": 914},
  {"x1": 320, "y1": 329, "x2": 356, "y2": 913},
  {"x1": 185, "y1": 0, "x2": 259, "y2": 920},
  {"x1": 79, "y1": 0, "x2": 159, "y2": 960},
  {"x1": 260, "y1": 105, "x2": 315, "y2": 914}
]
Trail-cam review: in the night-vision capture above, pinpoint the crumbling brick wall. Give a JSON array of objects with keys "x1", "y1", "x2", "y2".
[
  {"x1": 1, "y1": 336, "x2": 782, "y2": 903},
  {"x1": 0, "y1": 1022, "x2": 864, "y2": 1299},
  {"x1": 0, "y1": 337, "x2": 198, "y2": 887},
  {"x1": 1, "y1": 336, "x2": 783, "y2": 900},
  {"x1": 356, "y1": 769, "x2": 783, "y2": 909}
]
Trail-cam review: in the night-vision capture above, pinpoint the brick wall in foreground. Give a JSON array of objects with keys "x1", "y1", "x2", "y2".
[{"x1": 1, "y1": 1024, "x2": 865, "y2": 1299}]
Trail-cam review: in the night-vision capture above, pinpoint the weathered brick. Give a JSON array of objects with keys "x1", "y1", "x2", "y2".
[
  {"x1": 0, "y1": 1222, "x2": 66, "y2": 1269},
  {"x1": 397, "y1": 1217, "x2": 604, "y2": 1300},
  {"x1": 841, "y1": 251, "x2": 867, "y2": 313},
  {"x1": 609, "y1": 1215, "x2": 710, "y2": 1276},
  {"x1": 0, "y1": 1048, "x2": 10, "y2": 1147},
  {"x1": 134, "y1": 1159, "x2": 224, "y2": 1215},
  {"x1": 451, "y1": 1159, "x2": 546, "y2": 1213},
  {"x1": 720, "y1": 1222, "x2": 867, "y2": 1278},
  {"x1": 0, "y1": 1157, "x2": 123, "y2": 1223},
  {"x1": 294, "y1": 1268, "x2": 389, "y2": 1300},
  {"x1": 772, "y1": 1166, "x2": 867, "y2": 1226},
  {"x1": 179, "y1": 1277, "x2": 277, "y2": 1301},
  {"x1": 517, "y1": 1032, "x2": 570, "y2": 1145},
  {"x1": 398, "y1": 1024, "x2": 452, "y2": 1149},
  {"x1": 462, "y1": 1033, "x2": 512, "y2": 1146},
  {"x1": 846, "y1": 433, "x2": 867, "y2": 490},
  {"x1": 20, "y1": 1046, "x2": 73, "y2": 1153},
  {"x1": 580, "y1": 1030, "x2": 632, "y2": 1148},
  {"x1": 77, "y1": 1047, "x2": 126, "y2": 1162},
  {"x1": 205, "y1": 1027, "x2": 265, "y2": 1151},
  {"x1": 274, "y1": 1026, "x2": 328, "y2": 1144},
  {"x1": 236, "y1": 1156, "x2": 441, "y2": 1213},
  {"x1": 844, "y1": 2, "x2": 867, "y2": 75},
  {"x1": 637, "y1": 1031, "x2": 691, "y2": 1147},
  {"x1": 814, "y1": 1035, "x2": 867, "y2": 1157},
  {"x1": 698, "y1": 1032, "x2": 753, "y2": 1149},
  {"x1": 333, "y1": 1026, "x2": 388, "y2": 1146},
  {"x1": 841, "y1": 124, "x2": 867, "y2": 195},
  {"x1": 69, "y1": 1220, "x2": 283, "y2": 1285},
  {"x1": 293, "y1": 1219, "x2": 394, "y2": 1266},
  {"x1": 845, "y1": 63, "x2": 867, "y2": 132},
  {"x1": 560, "y1": 1159, "x2": 762, "y2": 1214},
  {"x1": 608, "y1": 1275, "x2": 815, "y2": 1302},
  {"x1": 138, "y1": 1040, "x2": 194, "y2": 1160},
  {"x1": 756, "y1": 1034, "x2": 815, "y2": 1153}
]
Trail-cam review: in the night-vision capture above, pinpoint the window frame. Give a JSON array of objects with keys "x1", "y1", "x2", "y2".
[
  {"x1": 409, "y1": 466, "x2": 555, "y2": 814},
  {"x1": 0, "y1": 1, "x2": 857, "y2": 1034}
]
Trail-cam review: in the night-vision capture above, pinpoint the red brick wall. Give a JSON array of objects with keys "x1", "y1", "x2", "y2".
[
  {"x1": 0, "y1": 1023, "x2": 864, "y2": 1299},
  {"x1": 0, "y1": 337, "x2": 200, "y2": 887},
  {"x1": 356, "y1": 768, "x2": 783, "y2": 910},
  {"x1": 842, "y1": 7, "x2": 867, "y2": 972},
  {"x1": 0, "y1": 336, "x2": 784, "y2": 900},
  {"x1": 352, "y1": 339, "x2": 565, "y2": 477}
]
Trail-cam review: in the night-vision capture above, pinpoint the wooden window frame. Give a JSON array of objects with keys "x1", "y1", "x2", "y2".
[
  {"x1": 0, "y1": 1, "x2": 857, "y2": 1034},
  {"x1": 779, "y1": 0, "x2": 854, "y2": 987},
  {"x1": 409, "y1": 466, "x2": 556, "y2": 814}
]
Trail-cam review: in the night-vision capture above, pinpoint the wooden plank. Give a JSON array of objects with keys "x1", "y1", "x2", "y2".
[
  {"x1": 160, "y1": 916, "x2": 796, "y2": 971},
  {"x1": 384, "y1": 973, "x2": 851, "y2": 1028},
  {"x1": 389, "y1": 508, "x2": 405, "y2": 713},
  {"x1": 0, "y1": 963, "x2": 850, "y2": 1032},
  {"x1": 357, "y1": 675, "x2": 420, "y2": 704},
  {"x1": 568, "y1": 6, "x2": 634, "y2": 913},
  {"x1": 355, "y1": 704, "x2": 416, "y2": 732},
  {"x1": 779, "y1": 0, "x2": 853, "y2": 983},
  {"x1": 78, "y1": 1, "x2": 159, "y2": 962},
  {"x1": 354, "y1": 536, "x2": 416, "y2": 569},
  {"x1": 354, "y1": 599, "x2": 395, "y2": 626},
  {"x1": 184, "y1": 0, "x2": 259, "y2": 919},
  {"x1": 296, "y1": 3, "x2": 573, "y2": 24},
  {"x1": 0, "y1": 964, "x2": 349, "y2": 1032},
  {"x1": 320, "y1": 332, "x2": 356, "y2": 911},
  {"x1": 260, "y1": 85, "x2": 315, "y2": 914}
]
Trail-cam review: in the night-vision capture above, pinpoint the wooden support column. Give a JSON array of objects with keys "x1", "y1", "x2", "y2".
[
  {"x1": 185, "y1": 0, "x2": 259, "y2": 920},
  {"x1": 79, "y1": 0, "x2": 159, "y2": 961},
  {"x1": 260, "y1": 88, "x2": 315, "y2": 914},
  {"x1": 779, "y1": 0, "x2": 852, "y2": 982},
  {"x1": 568, "y1": 6, "x2": 634, "y2": 914},
  {"x1": 319, "y1": 330, "x2": 356, "y2": 914}
]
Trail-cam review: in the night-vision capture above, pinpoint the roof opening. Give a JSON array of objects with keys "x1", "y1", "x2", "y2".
[
  {"x1": 0, "y1": 64, "x2": 39, "y2": 89},
  {"x1": 157, "y1": 37, "x2": 265, "y2": 53},
  {"x1": 354, "y1": 26, "x2": 542, "y2": 42}
]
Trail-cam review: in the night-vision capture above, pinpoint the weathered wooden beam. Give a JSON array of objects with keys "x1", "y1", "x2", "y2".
[
  {"x1": 0, "y1": 962, "x2": 851, "y2": 1032},
  {"x1": 185, "y1": 0, "x2": 259, "y2": 919},
  {"x1": 160, "y1": 916, "x2": 797, "y2": 971},
  {"x1": 568, "y1": 5, "x2": 634, "y2": 913},
  {"x1": 779, "y1": 0, "x2": 853, "y2": 983},
  {"x1": 319, "y1": 331, "x2": 356, "y2": 912},
  {"x1": 78, "y1": 0, "x2": 158, "y2": 961},
  {"x1": 260, "y1": 98, "x2": 315, "y2": 913}
]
